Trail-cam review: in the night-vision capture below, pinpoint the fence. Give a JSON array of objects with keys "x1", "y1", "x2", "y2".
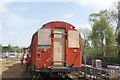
[
  {"x1": 79, "y1": 65, "x2": 109, "y2": 80},
  {"x1": 83, "y1": 57, "x2": 120, "y2": 67}
]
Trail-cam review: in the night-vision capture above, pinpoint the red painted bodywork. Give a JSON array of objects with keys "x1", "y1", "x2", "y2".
[{"x1": 30, "y1": 21, "x2": 82, "y2": 69}]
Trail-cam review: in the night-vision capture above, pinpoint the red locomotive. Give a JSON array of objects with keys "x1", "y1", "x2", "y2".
[{"x1": 30, "y1": 21, "x2": 82, "y2": 78}]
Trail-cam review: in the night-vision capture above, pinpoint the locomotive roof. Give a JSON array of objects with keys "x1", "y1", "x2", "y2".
[{"x1": 41, "y1": 21, "x2": 75, "y2": 28}]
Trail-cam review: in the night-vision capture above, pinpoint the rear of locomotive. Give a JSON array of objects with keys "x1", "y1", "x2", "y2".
[{"x1": 30, "y1": 21, "x2": 82, "y2": 78}]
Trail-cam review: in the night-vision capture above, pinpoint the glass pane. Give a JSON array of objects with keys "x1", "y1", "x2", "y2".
[
  {"x1": 68, "y1": 30, "x2": 80, "y2": 48},
  {"x1": 38, "y1": 29, "x2": 51, "y2": 45},
  {"x1": 38, "y1": 45, "x2": 51, "y2": 48}
]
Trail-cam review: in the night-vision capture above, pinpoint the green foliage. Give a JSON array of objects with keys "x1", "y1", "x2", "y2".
[
  {"x1": 89, "y1": 17, "x2": 115, "y2": 47},
  {"x1": 90, "y1": 17, "x2": 107, "y2": 46},
  {"x1": 86, "y1": 48, "x2": 104, "y2": 57},
  {"x1": 2, "y1": 44, "x2": 23, "y2": 53},
  {"x1": 2, "y1": 46, "x2": 9, "y2": 53},
  {"x1": 104, "y1": 47, "x2": 118, "y2": 57},
  {"x1": 105, "y1": 26, "x2": 115, "y2": 45},
  {"x1": 0, "y1": 44, "x2": 2, "y2": 52},
  {"x1": 89, "y1": 10, "x2": 111, "y2": 23},
  {"x1": 88, "y1": 10, "x2": 116, "y2": 58},
  {"x1": 8, "y1": 45, "x2": 15, "y2": 52}
]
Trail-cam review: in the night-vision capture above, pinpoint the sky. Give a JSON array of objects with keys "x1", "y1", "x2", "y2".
[{"x1": 0, "y1": 0, "x2": 118, "y2": 47}]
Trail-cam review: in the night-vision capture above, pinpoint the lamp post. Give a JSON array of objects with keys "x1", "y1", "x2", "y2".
[
  {"x1": 84, "y1": 48, "x2": 86, "y2": 78},
  {"x1": 83, "y1": 39, "x2": 87, "y2": 79}
]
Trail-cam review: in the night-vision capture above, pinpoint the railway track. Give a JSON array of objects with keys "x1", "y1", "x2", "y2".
[
  {"x1": 30, "y1": 65, "x2": 109, "y2": 80},
  {"x1": 64, "y1": 65, "x2": 109, "y2": 80}
]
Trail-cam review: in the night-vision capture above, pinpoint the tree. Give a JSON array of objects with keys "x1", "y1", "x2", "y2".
[
  {"x1": 89, "y1": 10, "x2": 111, "y2": 24},
  {"x1": 2, "y1": 46, "x2": 9, "y2": 53},
  {"x1": 8, "y1": 45, "x2": 15, "y2": 52},
  {"x1": 109, "y1": 1, "x2": 120, "y2": 58},
  {"x1": 0, "y1": 44, "x2": 2, "y2": 52},
  {"x1": 78, "y1": 27, "x2": 91, "y2": 49},
  {"x1": 14, "y1": 46, "x2": 23, "y2": 53},
  {"x1": 117, "y1": 1, "x2": 120, "y2": 58},
  {"x1": 89, "y1": 10, "x2": 116, "y2": 57}
]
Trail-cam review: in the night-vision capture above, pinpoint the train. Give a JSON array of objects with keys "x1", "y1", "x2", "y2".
[{"x1": 29, "y1": 21, "x2": 82, "y2": 78}]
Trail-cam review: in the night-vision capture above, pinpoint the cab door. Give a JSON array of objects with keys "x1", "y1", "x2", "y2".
[{"x1": 53, "y1": 29, "x2": 65, "y2": 67}]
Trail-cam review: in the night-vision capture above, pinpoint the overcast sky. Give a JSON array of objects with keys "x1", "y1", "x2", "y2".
[{"x1": 0, "y1": 0, "x2": 118, "y2": 47}]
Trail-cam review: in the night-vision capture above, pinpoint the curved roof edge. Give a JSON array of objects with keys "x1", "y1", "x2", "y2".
[{"x1": 42, "y1": 21, "x2": 75, "y2": 28}]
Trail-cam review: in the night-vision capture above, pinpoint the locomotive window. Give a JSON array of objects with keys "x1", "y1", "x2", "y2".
[
  {"x1": 38, "y1": 29, "x2": 51, "y2": 45},
  {"x1": 68, "y1": 30, "x2": 80, "y2": 48},
  {"x1": 38, "y1": 45, "x2": 51, "y2": 48}
]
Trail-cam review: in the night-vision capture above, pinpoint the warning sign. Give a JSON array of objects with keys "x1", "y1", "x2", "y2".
[{"x1": 111, "y1": 70, "x2": 115, "y2": 77}]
